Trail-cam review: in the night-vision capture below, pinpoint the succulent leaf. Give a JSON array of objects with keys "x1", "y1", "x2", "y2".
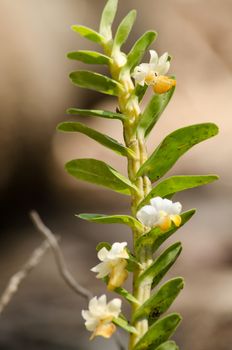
[
  {"x1": 66, "y1": 158, "x2": 137, "y2": 195},
  {"x1": 137, "y1": 123, "x2": 219, "y2": 182}
]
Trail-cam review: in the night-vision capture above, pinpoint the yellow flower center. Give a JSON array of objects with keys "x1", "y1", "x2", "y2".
[
  {"x1": 158, "y1": 211, "x2": 181, "y2": 231},
  {"x1": 145, "y1": 71, "x2": 157, "y2": 85}
]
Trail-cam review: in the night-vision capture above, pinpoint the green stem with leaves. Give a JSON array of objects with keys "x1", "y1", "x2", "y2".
[
  {"x1": 58, "y1": 1, "x2": 219, "y2": 349},
  {"x1": 108, "y1": 55, "x2": 154, "y2": 346}
]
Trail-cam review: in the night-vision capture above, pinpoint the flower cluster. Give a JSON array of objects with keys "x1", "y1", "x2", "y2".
[
  {"x1": 91, "y1": 242, "x2": 129, "y2": 291},
  {"x1": 132, "y1": 50, "x2": 176, "y2": 94},
  {"x1": 82, "y1": 198, "x2": 182, "y2": 338},
  {"x1": 136, "y1": 196, "x2": 182, "y2": 231},
  {"x1": 82, "y1": 295, "x2": 121, "y2": 339}
]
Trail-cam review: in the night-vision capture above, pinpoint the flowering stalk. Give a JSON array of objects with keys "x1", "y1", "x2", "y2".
[
  {"x1": 58, "y1": 0, "x2": 219, "y2": 349},
  {"x1": 109, "y1": 50, "x2": 159, "y2": 346}
]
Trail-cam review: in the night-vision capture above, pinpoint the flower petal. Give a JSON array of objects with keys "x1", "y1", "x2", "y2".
[
  {"x1": 156, "y1": 61, "x2": 170, "y2": 76},
  {"x1": 159, "y1": 215, "x2": 172, "y2": 231},
  {"x1": 97, "y1": 247, "x2": 109, "y2": 261},
  {"x1": 171, "y1": 202, "x2": 182, "y2": 214},
  {"x1": 88, "y1": 296, "x2": 98, "y2": 313},
  {"x1": 132, "y1": 63, "x2": 150, "y2": 85},
  {"x1": 136, "y1": 205, "x2": 159, "y2": 228},
  {"x1": 98, "y1": 294, "x2": 107, "y2": 307},
  {"x1": 107, "y1": 298, "x2": 122, "y2": 315},
  {"x1": 170, "y1": 214, "x2": 182, "y2": 227},
  {"x1": 149, "y1": 50, "x2": 158, "y2": 65},
  {"x1": 158, "y1": 52, "x2": 169, "y2": 65},
  {"x1": 161, "y1": 198, "x2": 173, "y2": 213},
  {"x1": 150, "y1": 196, "x2": 164, "y2": 211},
  {"x1": 91, "y1": 262, "x2": 111, "y2": 278},
  {"x1": 107, "y1": 259, "x2": 128, "y2": 291},
  {"x1": 91, "y1": 322, "x2": 116, "y2": 340},
  {"x1": 153, "y1": 75, "x2": 175, "y2": 94},
  {"x1": 84, "y1": 317, "x2": 98, "y2": 331},
  {"x1": 108, "y1": 242, "x2": 129, "y2": 260}
]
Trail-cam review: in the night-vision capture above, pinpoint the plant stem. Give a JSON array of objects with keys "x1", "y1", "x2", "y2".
[{"x1": 108, "y1": 53, "x2": 153, "y2": 349}]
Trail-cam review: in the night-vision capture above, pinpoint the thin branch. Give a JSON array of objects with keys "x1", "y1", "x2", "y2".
[
  {"x1": 0, "y1": 240, "x2": 50, "y2": 314},
  {"x1": 30, "y1": 210, "x2": 93, "y2": 302}
]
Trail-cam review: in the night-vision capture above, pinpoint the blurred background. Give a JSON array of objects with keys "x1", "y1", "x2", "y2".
[{"x1": 0, "y1": 0, "x2": 232, "y2": 349}]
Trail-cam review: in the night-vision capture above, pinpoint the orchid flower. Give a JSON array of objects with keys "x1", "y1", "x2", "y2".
[
  {"x1": 82, "y1": 295, "x2": 121, "y2": 339},
  {"x1": 136, "y1": 196, "x2": 182, "y2": 231},
  {"x1": 91, "y1": 242, "x2": 129, "y2": 290},
  {"x1": 132, "y1": 50, "x2": 176, "y2": 94}
]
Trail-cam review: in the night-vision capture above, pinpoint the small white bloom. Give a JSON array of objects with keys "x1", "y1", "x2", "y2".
[
  {"x1": 136, "y1": 205, "x2": 159, "y2": 228},
  {"x1": 132, "y1": 50, "x2": 170, "y2": 86},
  {"x1": 82, "y1": 294, "x2": 121, "y2": 339},
  {"x1": 136, "y1": 197, "x2": 182, "y2": 231},
  {"x1": 132, "y1": 50, "x2": 176, "y2": 94},
  {"x1": 91, "y1": 242, "x2": 129, "y2": 290}
]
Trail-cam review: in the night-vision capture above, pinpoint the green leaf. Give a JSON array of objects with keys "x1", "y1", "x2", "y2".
[
  {"x1": 134, "y1": 313, "x2": 182, "y2": 350},
  {"x1": 71, "y1": 25, "x2": 105, "y2": 45},
  {"x1": 156, "y1": 341, "x2": 179, "y2": 350},
  {"x1": 126, "y1": 31, "x2": 157, "y2": 71},
  {"x1": 77, "y1": 213, "x2": 144, "y2": 232},
  {"x1": 135, "y1": 209, "x2": 195, "y2": 256},
  {"x1": 137, "y1": 123, "x2": 219, "y2": 182},
  {"x1": 114, "y1": 286, "x2": 140, "y2": 305},
  {"x1": 67, "y1": 50, "x2": 112, "y2": 65},
  {"x1": 113, "y1": 317, "x2": 137, "y2": 334},
  {"x1": 99, "y1": 0, "x2": 118, "y2": 41},
  {"x1": 57, "y1": 122, "x2": 135, "y2": 158},
  {"x1": 136, "y1": 242, "x2": 182, "y2": 288},
  {"x1": 66, "y1": 108, "x2": 126, "y2": 121},
  {"x1": 69, "y1": 71, "x2": 123, "y2": 96},
  {"x1": 139, "y1": 175, "x2": 219, "y2": 209},
  {"x1": 135, "y1": 84, "x2": 148, "y2": 102},
  {"x1": 113, "y1": 10, "x2": 137, "y2": 51},
  {"x1": 66, "y1": 159, "x2": 137, "y2": 195},
  {"x1": 126, "y1": 252, "x2": 141, "y2": 272},
  {"x1": 96, "y1": 242, "x2": 111, "y2": 252},
  {"x1": 138, "y1": 86, "x2": 175, "y2": 138},
  {"x1": 132, "y1": 278, "x2": 184, "y2": 324}
]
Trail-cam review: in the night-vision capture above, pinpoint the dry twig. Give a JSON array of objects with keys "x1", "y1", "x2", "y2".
[
  {"x1": 0, "y1": 211, "x2": 123, "y2": 349},
  {"x1": 30, "y1": 210, "x2": 93, "y2": 302},
  {"x1": 0, "y1": 240, "x2": 50, "y2": 314}
]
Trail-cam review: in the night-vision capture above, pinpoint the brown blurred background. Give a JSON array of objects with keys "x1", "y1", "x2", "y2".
[{"x1": 0, "y1": 0, "x2": 232, "y2": 349}]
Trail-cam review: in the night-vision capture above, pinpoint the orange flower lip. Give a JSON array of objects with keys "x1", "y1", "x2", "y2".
[{"x1": 153, "y1": 75, "x2": 176, "y2": 94}]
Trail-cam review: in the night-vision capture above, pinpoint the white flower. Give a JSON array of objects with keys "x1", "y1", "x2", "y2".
[
  {"x1": 132, "y1": 50, "x2": 176, "y2": 94},
  {"x1": 82, "y1": 294, "x2": 121, "y2": 339},
  {"x1": 136, "y1": 205, "x2": 159, "y2": 228},
  {"x1": 91, "y1": 242, "x2": 129, "y2": 290},
  {"x1": 136, "y1": 196, "x2": 182, "y2": 231}
]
